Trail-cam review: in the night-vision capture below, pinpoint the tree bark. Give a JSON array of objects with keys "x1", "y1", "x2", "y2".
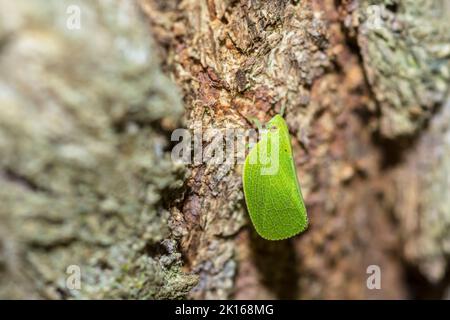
[{"x1": 0, "y1": 0, "x2": 450, "y2": 299}]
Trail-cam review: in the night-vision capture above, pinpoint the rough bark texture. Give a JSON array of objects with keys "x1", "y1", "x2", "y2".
[
  {"x1": 0, "y1": 0, "x2": 196, "y2": 299},
  {"x1": 0, "y1": 0, "x2": 450, "y2": 299}
]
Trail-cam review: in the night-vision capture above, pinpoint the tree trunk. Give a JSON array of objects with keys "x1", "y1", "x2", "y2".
[{"x1": 0, "y1": 0, "x2": 449, "y2": 299}]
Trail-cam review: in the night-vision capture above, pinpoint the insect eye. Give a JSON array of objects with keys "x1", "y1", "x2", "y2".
[{"x1": 269, "y1": 125, "x2": 278, "y2": 133}]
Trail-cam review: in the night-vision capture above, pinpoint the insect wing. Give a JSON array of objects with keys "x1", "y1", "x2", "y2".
[{"x1": 243, "y1": 115, "x2": 308, "y2": 240}]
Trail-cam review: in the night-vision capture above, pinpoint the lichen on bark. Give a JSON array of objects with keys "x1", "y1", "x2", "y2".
[
  {"x1": 356, "y1": 0, "x2": 450, "y2": 137},
  {"x1": 0, "y1": 0, "x2": 196, "y2": 299},
  {"x1": 393, "y1": 98, "x2": 450, "y2": 284}
]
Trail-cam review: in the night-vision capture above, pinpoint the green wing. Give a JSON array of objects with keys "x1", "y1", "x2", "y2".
[{"x1": 243, "y1": 115, "x2": 308, "y2": 240}]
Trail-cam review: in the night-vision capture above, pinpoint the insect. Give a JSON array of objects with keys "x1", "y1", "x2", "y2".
[{"x1": 242, "y1": 114, "x2": 308, "y2": 240}]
